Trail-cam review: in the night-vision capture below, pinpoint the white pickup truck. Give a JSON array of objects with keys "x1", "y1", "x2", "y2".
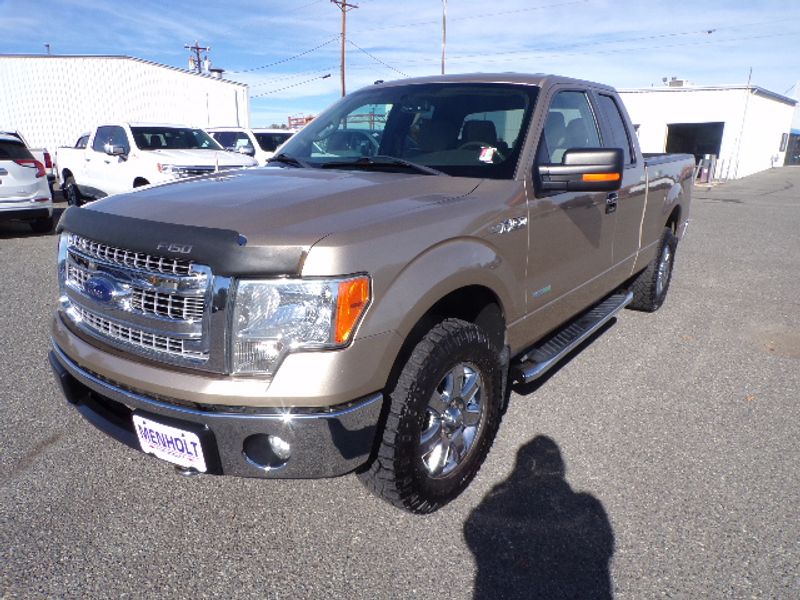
[
  {"x1": 56, "y1": 123, "x2": 257, "y2": 206},
  {"x1": 207, "y1": 127, "x2": 295, "y2": 166}
]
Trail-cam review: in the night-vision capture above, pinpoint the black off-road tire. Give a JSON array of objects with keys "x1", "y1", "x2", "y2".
[
  {"x1": 628, "y1": 226, "x2": 678, "y2": 312},
  {"x1": 29, "y1": 216, "x2": 54, "y2": 234},
  {"x1": 63, "y1": 176, "x2": 83, "y2": 207},
  {"x1": 358, "y1": 318, "x2": 505, "y2": 514}
]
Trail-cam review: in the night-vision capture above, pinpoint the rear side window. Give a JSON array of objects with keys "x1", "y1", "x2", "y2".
[
  {"x1": 76, "y1": 135, "x2": 89, "y2": 149},
  {"x1": 0, "y1": 140, "x2": 33, "y2": 160},
  {"x1": 596, "y1": 94, "x2": 634, "y2": 164}
]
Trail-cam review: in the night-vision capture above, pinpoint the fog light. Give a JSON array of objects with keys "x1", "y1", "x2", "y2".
[
  {"x1": 243, "y1": 433, "x2": 291, "y2": 470},
  {"x1": 269, "y1": 435, "x2": 291, "y2": 461}
]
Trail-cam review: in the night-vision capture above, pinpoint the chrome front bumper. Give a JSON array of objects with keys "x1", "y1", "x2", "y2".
[{"x1": 49, "y1": 341, "x2": 383, "y2": 478}]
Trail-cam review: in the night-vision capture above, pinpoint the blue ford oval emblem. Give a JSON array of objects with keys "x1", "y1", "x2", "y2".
[{"x1": 84, "y1": 275, "x2": 116, "y2": 303}]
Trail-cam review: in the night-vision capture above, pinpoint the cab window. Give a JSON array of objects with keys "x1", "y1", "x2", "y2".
[{"x1": 596, "y1": 94, "x2": 634, "y2": 164}]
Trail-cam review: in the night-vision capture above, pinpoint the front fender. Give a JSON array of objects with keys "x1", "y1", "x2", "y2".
[{"x1": 365, "y1": 237, "x2": 518, "y2": 341}]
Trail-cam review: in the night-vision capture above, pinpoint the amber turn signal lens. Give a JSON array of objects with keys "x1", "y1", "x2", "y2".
[
  {"x1": 335, "y1": 277, "x2": 370, "y2": 344},
  {"x1": 582, "y1": 172, "x2": 621, "y2": 182}
]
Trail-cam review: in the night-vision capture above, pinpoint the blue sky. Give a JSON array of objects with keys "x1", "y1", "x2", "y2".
[{"x1": 1, "y1": 0, "x2": 798, "y2": 126}]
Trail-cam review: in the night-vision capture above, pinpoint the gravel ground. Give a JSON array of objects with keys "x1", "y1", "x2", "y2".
[{"x1": 1, "y1": 169, "x2": 798, "y2": 599}]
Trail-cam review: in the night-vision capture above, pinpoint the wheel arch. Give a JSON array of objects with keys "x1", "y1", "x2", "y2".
[
  {"x1": 666, "y1": 204, "x2": 681, "y2": 233},
  {"x1": 133, "y1": 177, "x2": 150, "y2": 188}
]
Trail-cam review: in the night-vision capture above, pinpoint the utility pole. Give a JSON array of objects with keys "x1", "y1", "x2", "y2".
[
  {"x1": 184, "y1": 41, "x2": 210, "y2": 74},
  {"x1": 441, "y1": 0, "x2": 447, "y2": 75},
  {"x1": 331, "y1": 0, "x2": 358, "y2": 97}
]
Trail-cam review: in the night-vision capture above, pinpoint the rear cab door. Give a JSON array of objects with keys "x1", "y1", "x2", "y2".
[{"x1": 589, "y1": 90, "x2": 647, "y2": 275}]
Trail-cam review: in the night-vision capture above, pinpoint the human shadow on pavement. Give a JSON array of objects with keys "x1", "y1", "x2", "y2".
[{"x1": 464, "y1": 436, "x2": 615, "y2": 600}]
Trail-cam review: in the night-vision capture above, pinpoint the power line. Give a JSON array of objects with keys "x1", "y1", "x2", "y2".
[
  {"x1": 396, "y1": 27, "x2": 721, "y2": 66},
  {"x1": 247, "y1": 66, "x2": 339, "y2": 88},
  {"x1": 231, "y1": 37, "x2": 339, "y2": 73},
  {"x1": 438, "y1": 30, "x2": 799, "y2": 66},
  {"x1": 347, "y1": 40, "x2": 407, "y2": 77},
  {"x1": 251, "y1": 73, "x2": 333, "y2": 98},
  {"x1": 351, "y1": 0, "x2": 588, "y2": 34}
]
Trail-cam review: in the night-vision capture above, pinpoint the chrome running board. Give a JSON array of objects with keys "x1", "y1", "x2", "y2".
[{"x1": 511, "y1": 291, "x2": 633, "y2": 384}]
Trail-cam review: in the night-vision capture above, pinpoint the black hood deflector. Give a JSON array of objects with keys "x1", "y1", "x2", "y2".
[{"x1": 57, "y1": 207, "x2": 307, "y2": 277}]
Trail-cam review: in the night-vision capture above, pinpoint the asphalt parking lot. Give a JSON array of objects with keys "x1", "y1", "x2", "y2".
[{"x1": 1, "y1": 168, "x2": 798, "y2": 599}]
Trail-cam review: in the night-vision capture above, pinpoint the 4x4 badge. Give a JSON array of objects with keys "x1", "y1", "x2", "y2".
[{"x1": 489, "y1": 217, "x2": 528, "y2": 235}]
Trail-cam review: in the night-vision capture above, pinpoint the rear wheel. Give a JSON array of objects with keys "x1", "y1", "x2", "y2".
[
  {"x1": 63, "y1": 176, "x2": 83, "y2": 207},
  {"x1": 359, "y1": 319, "x2": 504, "y2": 514},
  {"x1": 628, "y1": 226, "x2": 678, "y2": 312},
  {"x1": 29, "y1": 216, "x2": 54, "y2": 234}
]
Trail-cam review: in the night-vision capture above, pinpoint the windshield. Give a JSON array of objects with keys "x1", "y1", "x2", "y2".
[
  {"x1": 131, "y1": 127, "x2": 223, "y2": 151},
  {"x1": 255, "y1": 132, "x2": 292, "y2": 152},
  {"x1": 278, "y1": 82, "x2": 539, "y2": 179}
]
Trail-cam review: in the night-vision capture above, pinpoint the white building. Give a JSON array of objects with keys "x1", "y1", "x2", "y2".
[
  {"x1": 619, "y1": 82, "x2": 796, "y2": 180},
  {"x1": 0, "y1": 54, "x2": 249, "y2": 157}
]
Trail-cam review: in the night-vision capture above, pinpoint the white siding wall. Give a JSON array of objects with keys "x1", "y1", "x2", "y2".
[
  {"x1": 619, "y1": 88, "x2": 794, "y2": 179},
  {"x1": 0, "y1": 56, "x2": 249, "y2": 156}
]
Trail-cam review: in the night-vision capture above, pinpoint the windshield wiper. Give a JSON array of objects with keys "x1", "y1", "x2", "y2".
[
  {"x1": 320, "y1": 155, "x2": 444, "y2": 176},
  {"x1": 267, "y1": 153, "x2": 311, "y2": 168}
]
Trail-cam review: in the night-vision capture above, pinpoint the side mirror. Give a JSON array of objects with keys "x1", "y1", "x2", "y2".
[
  {"x1": 538, "y1": 148, "x2": 623, "y2": 192},
  {"x1": 104, "y1": 143, "x2": 126, "y2": 157},
  {"x1": 238, "y1": 145, "x2": 256, "y2": 157}
]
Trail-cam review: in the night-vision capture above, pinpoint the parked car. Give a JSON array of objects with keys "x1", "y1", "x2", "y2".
[
  {"x1": 0, "y1": 133, "x2": 53, "y2": 232},
  {"x1": 1, "y1": 129, "x2": 56, "y2": 191},
  {"x1": 208, "y1": 127, "x2": 294, "y2": 165},
  {"x1": 56, "y1": 123, "x2": 258, "y2": 205},
  {"x1": 50, "y1": 73, "x2": 693, "y2": 513}
]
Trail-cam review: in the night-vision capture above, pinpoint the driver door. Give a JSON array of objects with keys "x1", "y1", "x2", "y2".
[{"x1": 524, "y1": 89, "x2": 617, "y2": 338}]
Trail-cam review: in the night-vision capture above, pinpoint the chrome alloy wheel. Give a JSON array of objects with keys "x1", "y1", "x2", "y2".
[
  {"x1": 420, "y1": 362, "x2": 486, "y2": 478},
  {"x1": 655, "y1": 243, "x2": 673, "y2": 298}
]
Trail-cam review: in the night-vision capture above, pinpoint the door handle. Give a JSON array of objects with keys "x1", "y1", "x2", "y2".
[{"x1": 605, "y1": 193, "x2": 618, "y2": 214}]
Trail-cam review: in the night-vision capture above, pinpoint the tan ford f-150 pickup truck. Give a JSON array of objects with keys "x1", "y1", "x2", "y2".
[{"x1": 49, "y1": 73, "x2": 693, "y2": 513}]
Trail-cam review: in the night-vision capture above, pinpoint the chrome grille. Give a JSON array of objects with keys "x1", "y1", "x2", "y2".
[
  {"x1": 72, "y1": 306, "x2": 202, "y2": 358},
  {"x1": 131, "y1": 289, "x2": 205, "y2": 321},
  {"x1": 66, "y1": 258, "x2": 205, "y2": 322},
  {"x1": 67, "y1": 233, "x2": 194, "y2": 275},
  {"x1": 60, "y1": 233, "x2": 212, "y2": 366}
]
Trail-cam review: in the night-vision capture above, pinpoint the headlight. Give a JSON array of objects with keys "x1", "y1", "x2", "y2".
[{"x1": 231, "y1": 276, "x2": 370, "y2": 375}]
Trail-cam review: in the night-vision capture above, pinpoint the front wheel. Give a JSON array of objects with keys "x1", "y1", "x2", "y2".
[
  {"x1": 63, "y1": 176, "x2": 83, "y2": 207},
  {"x1": 359, "y1": 319, "x2": 504, "y2": 514},
  {"x1": 628, "y1": 226, "x2": 678, "y2": 312}
]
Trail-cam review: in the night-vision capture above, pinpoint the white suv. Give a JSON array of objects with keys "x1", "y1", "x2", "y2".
[
  {"x1": 0, "y1": 133, "x2": 53, "y2": 233},
  {"x1": 208, "y1": 127, "x2": 294, "y2": 166}
]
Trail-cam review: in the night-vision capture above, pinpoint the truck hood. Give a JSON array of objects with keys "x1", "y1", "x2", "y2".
[
  {"x1": 72, "y1": 167, "x2": 479, "y2": 276},
  {"x1": 135, "y1": 148, "x2": 256, "y2": 167},
  {"x1": 92, "y1": 167, "x2": 479, "y2": 247}
]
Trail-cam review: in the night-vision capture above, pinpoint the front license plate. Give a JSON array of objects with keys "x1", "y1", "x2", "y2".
[{"x1": 133, "y1": 414, "x2": 207, "y2": 472}]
